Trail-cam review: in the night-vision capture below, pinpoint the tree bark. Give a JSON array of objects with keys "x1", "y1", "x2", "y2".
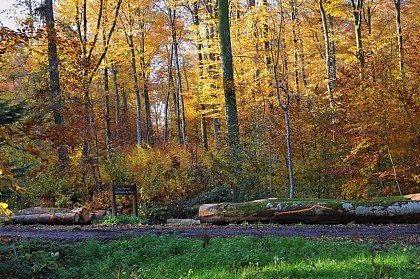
[
  {"x1": 218, "y1": 0, "x2": 240, "y2": 160},
  {"x1": 364, "y1": 1, "x2": 375, "y2": 82},
  {"x1": 75, "y1": 0, "x2": 122, "y2": 190},
  {"x1": 127, "y1": 34, "x2": 142, "y2": 146},
  {"x1": 272, "y1": 8, "x2": 295, "y2": 199},
  {"x1": 199, "y1": 198, "x2": 420, "y2": 224},
  {"x1": 393, "y1": 0, "x2": 404, "y2": 80},
  {"x1": 290, "y1": 0, "x2": 300, "y2": 96},
  {"x1": 140, "y1": 17, "x2": 153, "y2": 146},
  {"x1": 350, "y1": 0, "x2": 364, "y2": 79},
  {"x1": 319, "y1": 0, "x2": 336, "y2": 110},
  {"x1": 11, "y1": 208, "x2": 90, "y2": 225},
  {"x1": 45, "y1": 0, "x2": 68, "y2": 169},
  {"x1": 111, "y1": 64, "x2": 120, "y2": 143},
  {"x1": 104, "y1": 66, "x2": 111, "y2": 156},
  {"x1": 192, "y1": 1, "x2": 209, "y2": 152},
  {"x1": 168, "y1": 8, "x2": 183, "y2": 145},
  {"x1": 121, "y1": 86, "x2": 129, "y2": 145},
  {"x1": 169, "y1": 8, "x2": 187, "y2": 146}
]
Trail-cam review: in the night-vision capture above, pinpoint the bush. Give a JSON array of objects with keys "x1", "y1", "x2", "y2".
[{"x1": 100, "y1": 214, "x2": 143, "y2": 225}]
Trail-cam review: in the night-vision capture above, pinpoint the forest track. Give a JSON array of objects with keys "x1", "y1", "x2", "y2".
[{"x1": 0, "y1": 223, "x2": 419, "y2": 245}]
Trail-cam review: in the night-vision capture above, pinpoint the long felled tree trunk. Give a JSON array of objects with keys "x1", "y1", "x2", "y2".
[
  {"x1": 199, "y1": 198, "x2": 420, "y2": 224},
  {"x1": 45, "y1": 0, "x2": 68, "y2": 170}
]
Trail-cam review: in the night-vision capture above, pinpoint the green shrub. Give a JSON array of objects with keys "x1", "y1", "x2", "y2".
[{"x1": 100, "y1": 214, "x2": 143, "y2": 225}]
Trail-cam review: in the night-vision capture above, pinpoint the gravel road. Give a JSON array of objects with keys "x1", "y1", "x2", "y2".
[{"x1": 1, "y1": 223, "x2": 419, "y2": 244}]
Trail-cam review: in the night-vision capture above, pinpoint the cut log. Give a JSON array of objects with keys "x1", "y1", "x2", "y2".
[
  {"x1": 199, "y1": 198, "x2": 420, "y2": 224},
  {"x1": 9, "y1": 207, "x2": 91, "y2": 225},
  {"x1": 405, "y1": 193, "x2": 420, "y2": 201},
  {"x1": 11, "y1": 213, "x2": 81, "y2": 225},
  {"x1": 15, "y1": 207, "x2": 70, "y2": 215}
]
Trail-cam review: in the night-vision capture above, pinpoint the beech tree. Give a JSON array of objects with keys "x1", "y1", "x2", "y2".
[
  {"x1": 45, "y1": 0, "x2": 68, "y2": 169},
  {"x1": 218, "y1": 0, "x2": 240, "y2": 161},
  {"x1": 350, "y1": 0, "x2": 364, "y2": 79}
]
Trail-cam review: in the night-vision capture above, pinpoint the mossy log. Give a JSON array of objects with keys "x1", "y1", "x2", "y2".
[
  {"x1": 199, "y1": 198, "x2": 420, "y2": 224},
  {"x1": 10, "y1": 207, "x2": 90, "y2": 225}
]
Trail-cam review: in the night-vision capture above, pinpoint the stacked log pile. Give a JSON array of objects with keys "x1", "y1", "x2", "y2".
[{"x1": 5, "y1": 207, "x2": 94, "y2": 225}]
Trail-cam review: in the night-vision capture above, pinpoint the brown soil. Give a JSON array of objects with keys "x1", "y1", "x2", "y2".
[{"x1": 1, "y1": 223, "x2": 419, "y2": 245}]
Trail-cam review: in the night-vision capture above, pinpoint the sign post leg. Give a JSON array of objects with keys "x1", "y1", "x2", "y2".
[
  {"x1": 133, "y1": 184, "x2": 138, "y2": 217},
  {"x1": 110, "y1": 182, "x2": 117, "y2": 217}
]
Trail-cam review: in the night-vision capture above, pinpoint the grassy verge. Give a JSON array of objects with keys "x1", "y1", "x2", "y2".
[{"x1": 0, "y1": 235, "x2": 418, "y2": 278}]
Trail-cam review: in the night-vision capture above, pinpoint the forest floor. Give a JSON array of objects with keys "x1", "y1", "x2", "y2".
[{"x1": 0, "y1": 223, "x2": 419, "y2": 245}]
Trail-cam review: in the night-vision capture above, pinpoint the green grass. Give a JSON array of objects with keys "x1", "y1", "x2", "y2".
[{"x1": 0, "y1": 236, "x2": 418, "y2": 278}]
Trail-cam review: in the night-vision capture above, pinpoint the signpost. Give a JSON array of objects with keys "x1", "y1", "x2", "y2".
[{"x1": 110, "y1": 182, "x2": 138, "y2": 217}]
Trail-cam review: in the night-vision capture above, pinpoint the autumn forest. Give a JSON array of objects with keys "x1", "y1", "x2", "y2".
[{"x1": 0, "y1": 0, "x2": 418, "y2": 219}]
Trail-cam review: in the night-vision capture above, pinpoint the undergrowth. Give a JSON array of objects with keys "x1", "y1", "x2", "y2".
[
  {"x1": 0, "y1": 236, "x2": 418, "y2": 279},
  {"x1": 99, "y1": 215, "x2": 143, "y2": 225}
]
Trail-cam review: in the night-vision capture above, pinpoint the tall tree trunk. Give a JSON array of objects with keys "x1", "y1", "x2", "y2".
[
  {"x1": 164, "y1": 45, "x2": 174, "y2": 144},
  {"x1": 45, "y1": 0, "x2": 68, "y2": 170},
  {"x1": 121, "y1": 86, "x2": 129, "y2": 145},
  {"x1": 218, "y1": 0, "x2": 240, "y2": 161},
  {"x1": 284, "y1": 109, "x2": 295, "y2": 198},
  {"x1": 127, "y1": 34, "x2": 142, "y2": 146},
  {"x1": 393, "y1": 0, "x2": 404, "y2": 80},
  {"x1": 262, "y1": 0, "x2": 274, "y2": 111},
  {"x1": 290, "y1": 0, "x2": 300, "y2": 96},
  {"x1": 140, "y1": 17, "x2": 153, "y2": 146},
  {"x1": 319, "y1": 0, "x2": 336, "y2": 110},
  {"x1": 203, "y1": 1, "x2": 221, "y2": 146},
  {"x1": 104, "y1": 66, "x2": 111, "y2": 156},
  {"x1": 298, "y1": 31, "x2": 308, "y2": 90},
  {"x1": 103, "y1": 28, "x2": 111, "y2": 156},
  {"x1": 168, "y1": 8, "x2": 183, "y2": 145},
  {"x1": 365, "y1": 1, "x2": 375, "y2": 82},
  {"x1": 170, "y1": 8, "x2": 187, "y2": 146},
  {"x1": 193, "y1": 1, "x2": 208, "y2": 151},
  {"x1": 75, "y1": 0, "x2": 122, "y2": 191},
  {"x1": 350, "y1": 0, "x2": 364, "y2": 79},
  {"x1": 111, "y1": 64, "x2": 120, "y2": 143},
  {"x1": 273, "y1": 5, "x2": 295, "y2": 199}
]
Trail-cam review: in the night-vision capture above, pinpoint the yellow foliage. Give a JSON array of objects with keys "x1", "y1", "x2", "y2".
[{"x1": 0, "y1": 202, "x2": 12, "y2": 216}]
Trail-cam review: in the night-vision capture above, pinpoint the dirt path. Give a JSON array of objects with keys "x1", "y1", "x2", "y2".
[{"x1": 1, "y1": 223, "x2": 419, "y2": 245}]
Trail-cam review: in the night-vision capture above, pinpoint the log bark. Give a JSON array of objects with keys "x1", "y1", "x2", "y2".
[
  {"x1": 9, "y1": 207, "x2": 91, "y2": 225},
  {"x1": 199, "y1": 198, "x2": 420, "y2": 224}
]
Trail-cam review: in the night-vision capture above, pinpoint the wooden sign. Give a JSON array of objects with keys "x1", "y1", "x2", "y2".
[
  {"x1": 110, "y1": 182, "x2": 138, "y2": 217},
  {"x1": 114, "y1": 185, "x2": 136, "y2": 195}
]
